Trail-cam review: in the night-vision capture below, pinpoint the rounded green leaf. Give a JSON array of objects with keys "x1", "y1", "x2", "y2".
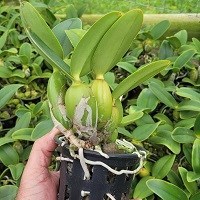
[
  {"x1": 147, "y1": 179, "x2": 189, "y2": 200},
  {"x1": 120, "y1": 111, "x2": 143, "y2": 126},
  {"x1": 31, "y1": 119, "x2": 54, "y2": 140},
  {"x1": 0, "y1": 185, "x2": 18, "y2": 200},
  {"x1": 150, "y1": 20, "x2": 170, "y2": 40},
  {"x1": 0, "y1": 137, "x2": 14, "y2": 147},
  {"x1": 0, "y1": 84, "x2": 23, "y2": 109},
  {"x1": 133, "y1": 176, "x2": 154, "y2": 199},
  {"x1": 176, "y1": 87, "x2": 200, "y2": 102},
  {"x1": 190, "y1": 191, "x2": 200, "y2": 200},
  {"x1": 192, "y1": 138, "x2": 200, "y2": 174},
  {"x1": 172, "y1": 127, "x2": 195, "y2": 143},
  {"x1": 12, "y1": 128, "x2": 34, "y2": 141},
  {"x1": 178, "y1": 167, "x2": 198, "y2": 195},
  {"x1": 194, "y1": 114, "x2": 200, "y2": 138},
  {"x1": 149, "y1": 81, "x2": 178, "y2": 109},
  {"x1": 152, "y1": 155, "x2": 176, "y2": 179},
  {"x1": 132, "y1": 122, "x2": 160, "y2": 141},
  {"x1": 8, "y1": 163, "x2": 24, "y2": 181},
  {"x1": 173, "y1": 49, "x2": 196, "y2": 70},
  {"x1": 0, "y1": 144, "x2": 19, "y2": 166}
]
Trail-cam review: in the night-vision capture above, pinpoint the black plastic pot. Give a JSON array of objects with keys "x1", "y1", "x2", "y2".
[
  {"x1": 56, "y1": 138, "x2": 141, "y2": 200},
  {"x1": 0, "y1": 115, "x2": 17, "y2": 129}
]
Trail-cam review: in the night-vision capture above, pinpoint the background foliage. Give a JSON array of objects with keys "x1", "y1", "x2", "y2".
[{"x1": 0, "y1": 0, "x2": 200, "y2": 199}]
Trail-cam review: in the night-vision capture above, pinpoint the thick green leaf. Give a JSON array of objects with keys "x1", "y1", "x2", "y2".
[
  {"x1": 65, "y1": 29, "x2": 86, "y2": 48},
  {"x1": 8, "y1": 163, "x2": 24, "y2": 181},
  {"x1": 20, "y1": 2, "x2": 63, "y2": 58},
  {"x1": 31, "y1": 119, "x2": 54, "y2": 140},
  {"x1": 177, "y1": 100, "x2": 200, "y2": 112},
  {"x1": 112, "y1": 60, "x2": 170, "y2": 99},
  {"x1": 167, "y1": 169, "x2": 184, "y2": 188},
  {"x1": 167, "y1": 36, "x2": 181, "y2": 49},
  {"x1": 117, "y1": 127, "x2": 133, "y2": 138},
  {"x1": 52, "y1": 18, "x2": 82, "y2": 57},
  {"x1": 172, "y1": 127, "x2": 195, "y2": 143},
  {"x1": 194, "y1": 114, "x2": 200, "y2": 138},
  {"x1": 23, "y1": 30, "x2": 72, "y2": 80},
  {"x1": 0, "y1": 30, "x2": 8, "y2": 50},
  {"x1": 153, "y1": 113, "x2": 173, "y2": 126},
  {"x1": 152, "y1": 155, "x2": 176, "y2": 179},
  {"x1": 0, "y1": 84, "x2": 23, "y2": 109},
  {"x1": 175, "y1": 30, "x2": 188, "y2": 45},
  {"x1": 149, "y1": 81, "x2": 178, "y2": 108},
  {"x1": 92, "y1": 9, "x2": 143, "y2": 76},
  {"x1": 116, "y1": 61, "x2": 137, "y2": 73},
  {"x1": 135, "y1": 114, "x2": 155, "y2": 126},
  {"x1": 70, "y1": 11, "x2": 121, "y2": 79},
  {"x1": 12, "y1": 128, "x2": 34, "y2": 141},
  {"x1": 178, "y1": 167, "x2": 198, "y2": 195},
  {"x1": 147, "y1": 179, "x2": 188, "y2": 200},
  {"x1": 133, "y1": 176, "x2": 154, "y2": 199},
  {"x1": 175, "y1": 87, "x2": 200, "y2": 102},
  {"x1": 150, "y1": 20, "x2": 170, "y2": 40},
  {"x1": 132, "y1": 122, "x2": 160, "y2": 141},
  {"x1": 173, "y1": 49, "x2": 196, "y2": 70},
  {"x1": 137, "y1": 88, "x2": 158, "y2": 112},
  {"x1": 192, "y1": 138, "x2": 200, "y2": 174},
  {"x1": 183, "y1": 143, "x2": 192, "y2": 165},
  {"x1": 149, "y1": 130, "x2": 180, "y2": 154},
  {"x1": 0, "y1": 144, "x2": 19, "y2": 166},
  {"x1": 120, "y1": 111, "x2": 143, "y2": 126},
  {"x1": 0, "y1": 185, "x2": 18, "y2": 200}
]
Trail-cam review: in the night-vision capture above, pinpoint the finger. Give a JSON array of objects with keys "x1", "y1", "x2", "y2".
[{"x1": 26, "y1": 127, "x2": 61, "y2": 169}]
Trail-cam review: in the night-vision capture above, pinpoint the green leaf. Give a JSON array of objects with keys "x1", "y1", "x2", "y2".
[
  {"x1": 120, "y1": 111, "x2": 143, "y2": 126},
  {"x1": 31, "y1": 119, "x2": 54, "y2": 140},
  {"x1": 0, "y1": 144, "x2": 19, "y2": 166},
  {"x1": 190, "y1": 191, "x2": 200, "y2": 200},
  {"x1": 0, "y1": 185, "x2": 18, "y2": 200},
  {"x1": 153, "y1": 113, "x2": 173, "y2": 126},
  {"x1": 166, "y1": 36, "x2": 181, "y2": 49},
  {"x1": 152, "y1": 155, "x2": 176, "y2": 179},
  {"x1": 172, "y1": 127, "x2": 195, "y2": 143},
  {"x1": 175, "y1": 118, "x2": 196, "y2": 129},
  {"x1": 65, "y1": 29, "x2": 86, "y2": 48},
  {"x1": 174, "y1": 30, "x2": 188, "y2": 45},
  {"x1": 19, "y1": 42, "x2": 32, "y2": 65},
  {"x1": 20, "y1": 2, "x2": 63, "y2": 58},
  {"x1": 70, "y1": 11, "x2": 121, "y2": 79},
  {"x1": 117, "y1": 127, "x2": 133, "y2": 138},
  {"x1": 8, "y1": 163, "x2": 24, "y2": 181},
  {"x1": 150, "y1": 20, "x2": 170, "y2": 40},
  {"x1": 132, "y1": 122, "x2": 160, "y2": 141},
  {"x1": 147, "y1": 179, "x2": 188, "y2": 200},
  {"x1": 175, "y1": 87, "x2": 200, "y2": 102},
  {"x1": 92, "y1": 9, "x2": 143, "y2": 76},
  {"x1": 149, "y1": 130, "x2": 180, "y2": 154},
  {"x1": 0, "y1": 30, "x2": 9, "y2": 50},
  {"x1": 149, "y1": 81, "x2": 178, "y2": 108},
  {"x1": 192, "y1": 38, "x2": 200, "y2": 53},
  {"x1": 177, "y1": 100, "x2": 200, "y2": 112},
  {"x1": 158, "y1": 40, "x2": 173, "y2": 59},
  {"x1": 167, "y1": 169, "x2": 184, "y2": 188},
  {"x1": 137, "y1": 88, "x2": 158, "y2": 112},
  {"x1": 183, "y1": 143, "x2": 192, "y2": 165},
  {"x1": 112, "y1": 60, "x2": 170, "y2": 99},
  {"x1": 0, "y1": 84, "x2": 23, "y2": 109},
  {"x1": 116, "y1": 61, "x2": 137, "y2": 73},
  {"x1": 12, "y1": 128, "x2": 34, "y2": 141},
  {"x1": 133, "y1": 176, "x2": 154, "y2": 199},
  {"x1": 178, "y1": 167, "x2": 198, "y2": 195},
  {"x1": 187, "y1": 171, "x2": 200, "y2": 182},
  {"x1": 173, "y1": 49, "x2": 196, "y2": 70},
  {"x1": 0, "y1": 67, "x2": 12, "y2": 78},
  {"x1": 52, "y1": 18, "x2": 82, "y2": 57},
  {"x1": 192, "y1": 138, "x2": 200, "y2": 174},
  {"x1": 23, "y1": 30, "x2": 72, "y2": 80},
  {"x1": 0, "y1": 137, "x2": 14, "y2": 147},
  {"x1": 194, "y1": 114, "x2": 200, "y2": 138}
]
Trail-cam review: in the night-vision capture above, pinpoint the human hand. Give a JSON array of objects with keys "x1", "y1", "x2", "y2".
[{"x1": 16, "y1": 127, "x2": 60, "y2": 200}]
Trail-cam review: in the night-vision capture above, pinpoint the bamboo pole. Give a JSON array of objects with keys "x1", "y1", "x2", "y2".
[{"x1": 65, "y1": 14, "x2": 200, "y2": 39}]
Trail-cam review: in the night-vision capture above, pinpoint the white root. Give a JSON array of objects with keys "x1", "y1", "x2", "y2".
[
  {"x1": 106, "y1": 193, "x2": 116, "y2": 200},
  {"x1": 81, "y1": 190, "x2": 90, "y2": 197},
  {"x1": 79, "y1": 148, "x2": 90, "y2": 180}
]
